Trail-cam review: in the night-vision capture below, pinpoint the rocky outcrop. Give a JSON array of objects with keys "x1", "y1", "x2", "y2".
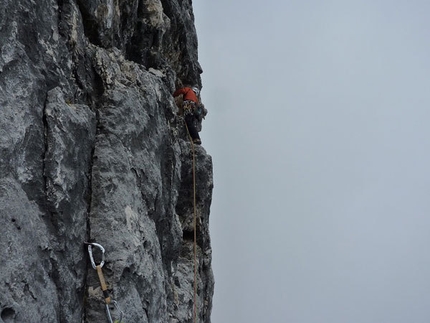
[{"x1": 0, "y1": 1, "x2": 213, "y2": 322}]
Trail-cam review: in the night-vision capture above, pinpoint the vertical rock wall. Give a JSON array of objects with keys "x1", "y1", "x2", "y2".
[{"x1": 0, "y1": 0, "x2": 213, "y2": 322}]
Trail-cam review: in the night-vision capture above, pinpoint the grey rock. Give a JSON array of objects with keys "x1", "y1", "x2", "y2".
[
  {"x1": 0, "y1": 0, "x2": 213, "y2": 322},
  {"x1": 0, "y1": 178, "x2": 58, "y2": 323}
]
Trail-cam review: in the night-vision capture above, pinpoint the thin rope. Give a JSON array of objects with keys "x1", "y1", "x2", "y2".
[
  {"x1": 192, "y1": 138, "x2": 197, "y2": 323},
  {"x1": 184, "y1": 119, "x2": 198, "y2": 323}
]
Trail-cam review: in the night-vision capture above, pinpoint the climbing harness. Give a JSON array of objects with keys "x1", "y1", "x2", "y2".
[
  {"x1": 183, "y1": 101, "x2": 196, "y2": 116},
  {"x1": 184, "y1": 121, "x2": 199, "y2": 323},
  {"x1": 86, "y1": 242, "x2": 124, "y2": 323}
]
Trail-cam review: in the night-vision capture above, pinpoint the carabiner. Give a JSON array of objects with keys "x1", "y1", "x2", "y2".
[
  {"x1": 87, "y1": 242, "x2": 105, "y2": 269},
  {"x1": 85, "y1": 242, "x2": 124, "y2": 323},
  {"x1": 105, "y1": 300, "x2": 124, "y2": 323}
]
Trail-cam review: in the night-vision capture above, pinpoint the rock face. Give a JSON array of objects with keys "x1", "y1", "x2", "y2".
[{"x1": 0, "y1": 1, "x2": 213, "y2": 322}]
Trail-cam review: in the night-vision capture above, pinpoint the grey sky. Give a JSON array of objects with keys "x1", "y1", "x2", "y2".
[{"x1": 193, "y1": 1, "x2": 430, "y2": 322}]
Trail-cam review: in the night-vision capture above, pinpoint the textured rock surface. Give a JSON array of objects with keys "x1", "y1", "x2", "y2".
[{"x1": 0, "y1": 0, "x2": 213, "y2": 322}]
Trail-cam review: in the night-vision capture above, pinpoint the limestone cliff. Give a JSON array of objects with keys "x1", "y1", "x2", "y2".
[{"x1": 0, "y1": 1, "x2": 214, "y2": 322}]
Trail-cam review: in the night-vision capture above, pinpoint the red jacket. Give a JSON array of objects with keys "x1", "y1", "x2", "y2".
[{"x1": 173, "y1": 87, "x2": 198, "y2": 103}]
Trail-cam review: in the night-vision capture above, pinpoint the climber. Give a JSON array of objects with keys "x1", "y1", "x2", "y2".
[{"x1": 173, "y1": 85, "x2": 205, "y2": 145}]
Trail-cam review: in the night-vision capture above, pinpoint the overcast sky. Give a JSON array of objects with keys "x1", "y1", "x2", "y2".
[{"x1": 193, "y1": 1, "x2": 430, "y2": 322}]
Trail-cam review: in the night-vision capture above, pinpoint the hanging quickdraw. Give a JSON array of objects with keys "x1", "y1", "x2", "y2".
[{"x1": 86, "y1": 242, "x2": 124, "y2": 323}]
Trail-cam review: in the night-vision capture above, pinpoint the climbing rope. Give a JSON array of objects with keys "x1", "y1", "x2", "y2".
[
  {"x1": 184, "y1": 119, "x2": 198, "y2": 323},
  {"x1": 86, "y1": 242, "x2": 124, "y2": 323}
]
